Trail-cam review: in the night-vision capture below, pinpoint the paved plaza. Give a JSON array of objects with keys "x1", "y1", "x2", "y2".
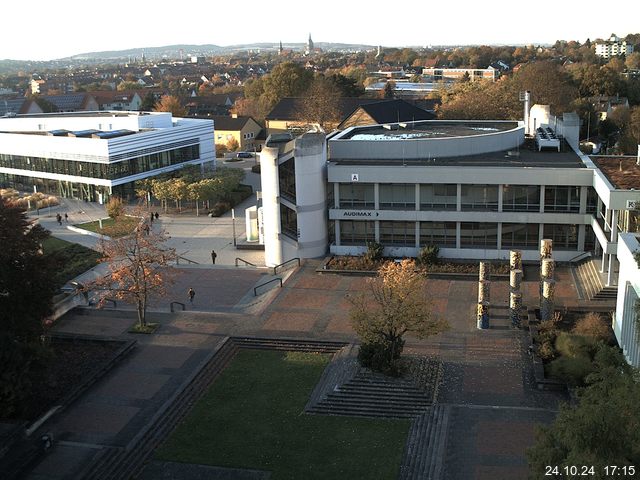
[{"x1": 21, "y1": 254, "x2": 592, "y2": 480}]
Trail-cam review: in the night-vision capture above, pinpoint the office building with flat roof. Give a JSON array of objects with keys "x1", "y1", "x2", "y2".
[{"x1": 0, "y1": 111, "x2": 214, "y2": 202}]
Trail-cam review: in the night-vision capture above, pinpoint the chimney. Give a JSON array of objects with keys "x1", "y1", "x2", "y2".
[{"x1": 522, "y1": 91, "x2": 531, "y2": 135}]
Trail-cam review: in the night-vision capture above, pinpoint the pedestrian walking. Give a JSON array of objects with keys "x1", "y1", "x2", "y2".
[
  {"x1": 143, "y1": 223, "x2": 150, "y2": 235},
  {"x1": 188, "y1": 287, "x2": 195, "y2": 303},
  {"x1": 64, "y1": 213, "x2": 68, "y2": 222},
  {"x1": 150, "y1": 212, "x2": 154, "y2": 224},
  {"x1": 154, "y1": 212, "x2": 159, "y2": 220},
  {"x1": 56, "y1": 213, "x2": 62, "y2": 225},
  {"x1": 211, "y1": 249, "x2": 217, "y2": 265}
]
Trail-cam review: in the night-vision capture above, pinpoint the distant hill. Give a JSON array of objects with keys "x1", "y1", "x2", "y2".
[{"x1": 64, "y1": 42, "x2": 377, "y2": 60}]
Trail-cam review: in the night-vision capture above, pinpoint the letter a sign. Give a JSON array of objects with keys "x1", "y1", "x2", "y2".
[{"x1": 351, "y1": 173, "x2": 359, "y2": 182}]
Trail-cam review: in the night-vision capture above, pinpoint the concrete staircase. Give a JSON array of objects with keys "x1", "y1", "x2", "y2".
[
  {"x1": 573, "y1": 259, "x2": 617, "y2": 301},
  {"x1": 306, "y1": 361, "x2": 439, "y2": 419},
  {"x1": 398, "y1": 405, "x2": 450, "y2": 480}
]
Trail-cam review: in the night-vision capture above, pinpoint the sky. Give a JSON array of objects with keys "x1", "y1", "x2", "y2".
[{"x1": 2, "y1": 0, "x2": 639, "y2": 61}]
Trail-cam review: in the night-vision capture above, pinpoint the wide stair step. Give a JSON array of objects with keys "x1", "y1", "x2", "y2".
[
  {"x1": 399, "y1": 404, "x2": 450, "y2": 480},
  {"x1": 574, "y1": 259, "x2": 616, "y2": 302}
]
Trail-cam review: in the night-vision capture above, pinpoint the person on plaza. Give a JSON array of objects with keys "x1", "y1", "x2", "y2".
[
  {"x1": 150, "y1": 212, "x2": 154, "y2": 224},
  {"x1": 143, "y1": 223, "x2": 150, "y2": 235},
  {"x1": 56, "y1": 213, "x2": 62, "y2": 225},
  {"x1": 211, "y1": 249, "x2": 217, "y2": 265},
  {"x1": 188, "y1": 287, "x2": 195, "y2": 303},
  {"x1": 154, "y1": 212, "x2": 159, "y2": 220},
  {"x1": 64, "y1": 213, "x2": 68, "y2": 222}
]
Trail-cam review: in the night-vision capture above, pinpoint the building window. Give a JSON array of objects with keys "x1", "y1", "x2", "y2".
[
  {"x1": 280, "y1": 204, "x2": 298, "y2": 240},
  {"x1": 543, "y1": 224, "x2": 578, "y2": 250},
  {"x1": 278, "y1": 158, "x2": 296, "y2": 202},
  {"x1": 339, "y1": 183, "x2": 374, "y2": 209},
  {"x1": 587, "y1": 187, "x2": 598, "y2": 214},
  {"x1": 420, "y1": 184, "x2": 457, "y2": 210},
  {"x1": 460, "y1": 222, "x2": 498, "y2": 249},
  {"x1": 380, "y1": 221, "x2": 415, "y2": 246},
  {"x1": 461, "y1": 185, "x2": 498, "y2": 211},
  {"x1": 501, "y1": 223, "x2": 539, "y2": 249},
  {"x1": 339, "y1": 220, "x2": 375, "y2": 245},
  {"x1": 419, "y1": 221, "x2": 456, "y2": 246},
  {"x1": 502, "y1": 185, "x2": 540, "y2": 212},
  {"x1": 544, "y1": 186, "x2": 580, "y2": 213},
  {"x1": 379, "y1": 184, "x2": 415, "y2": 210}
]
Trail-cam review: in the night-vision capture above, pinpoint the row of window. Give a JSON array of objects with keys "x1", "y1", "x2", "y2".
[
  {"x1": 338, "y1": 220, "x2": 579, "y2": 250},
  {"x1": 338, "y1": 183, "x2": 594, "y2": 213}
]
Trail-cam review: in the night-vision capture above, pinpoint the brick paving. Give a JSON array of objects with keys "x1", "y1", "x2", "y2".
[{"x1": 24, "y1": 260, "x2": 579, "y2": 479}]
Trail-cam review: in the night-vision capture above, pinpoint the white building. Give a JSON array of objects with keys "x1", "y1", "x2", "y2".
[
  {"x1": 595, "y1": 34, "x2": 634, "y2": 59},
  {"x1": 0, "y1": 111, "x2": 214, "y2": 202}
]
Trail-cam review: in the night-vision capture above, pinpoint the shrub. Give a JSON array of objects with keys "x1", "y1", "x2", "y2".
[
  {"x1": 251, "y1": 164, "x2": 261, "y2": 174},
  {"x1": 358, "y1": 338, "x2": 405, "y2": 376},
  {"x1": 209, "y1": 202, "x2": 231, "y2": 217},
  {"x1": 547, "y1": 355, "x2": 595, "y2": 387},
  {"x1": 537, "y1": 341, "x2": 556, "y2": 361},
  {"x1": 572, "y1": 312, "x2": 611, "y2": 342},
  {"x1": 555, "y1": 332, "x2": 597, "y2": 359},
  {"x1": 106, "y1": 196, "x2": 124, "y2": 219},
  {"x1": 417, "y1": 245, "x2": 439, "y2": 265},
  {"x1": 364, "y1": 241, "x2": 384, "y2": 263}
]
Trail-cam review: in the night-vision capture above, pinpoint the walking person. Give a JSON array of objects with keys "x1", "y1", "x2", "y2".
[
  {"x1": 56, "y1": 213, "x2": 62, "y2": 225},
  {"x1": 64, "y1": 213, "x2": 68, "y2": 222},
  {"x1": 150, "y1": 212, "x2": 154, "y2": 224},
  {"x1": 211, "y1": 249, "x2": 217, "y2": 265},
  {"x1": 154, "y1": 212, "x2": 159, "y2": 220},
  {"x1": 188, "y1": 287, "x2": 195, "y2": 303}
]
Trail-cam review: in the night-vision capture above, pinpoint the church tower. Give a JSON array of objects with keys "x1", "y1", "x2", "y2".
[
  {"x1": 306, "y1": 34, "x2": 314, "y2": 55},
  {"x1": 279, "y1": 40, "x2": 283, "y2": 55}
]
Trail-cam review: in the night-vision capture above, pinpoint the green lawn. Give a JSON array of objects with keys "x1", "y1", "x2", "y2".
[
  {"x1": 157, "y1": 350, "x2": 410, "y2": 480},
  {"x1": 41, "y1": 237, "x2": 102, "y2": 288},
  {"x1": 74, "y1": 216, "x2": 139, "y2": 238}
]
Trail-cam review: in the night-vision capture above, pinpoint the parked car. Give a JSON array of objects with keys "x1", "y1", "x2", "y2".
[{"x1": 236, "y1": 151, "x2": 253, "y2": 158}]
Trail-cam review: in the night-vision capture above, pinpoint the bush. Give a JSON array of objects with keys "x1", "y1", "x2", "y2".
[
  {"x1": 358, "y1": 338, "x2": 405, "y2": 376},
  {"x1": 251, "y1": 164, "x2": 261, "y2": 174},
  {"x1": 209, "y1": 202, "x2": 231, "y2": 217},
  {"x1": 537, "y1": 341, "x2": 556, "y2": 361},
  {"x1": 364, "y1": 241, "x2": 384, "y2": 263},
  {"x1": 555, "y1": 332, "x2": 597, "y2": 359},
  {"x1": 572, "y1": 312, "x2": 611, "y2": 342},
  {"x1": 547, "y1": 355, "x2": 596, "y2": 387},
  {"x1": 417, "y1": 245, "x2": 439, "y2": 265},
  {"x1": 106, "y1": 196, "x2": 124, "y2": 219}
]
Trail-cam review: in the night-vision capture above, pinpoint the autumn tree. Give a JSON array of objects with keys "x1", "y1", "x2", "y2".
[
  {"x1": 106, "y1": 196, "x2": 124, "y2": 219},
  {"x1": 90, "y1": 213, "x2": 177, "y2": 329},
  {"x1": 349, "y1": 259, "x2": 449, "y2": 375},
  {"x1": 244, "y1": 62, "x2": 313, "y2": 114},
  {"x1": 382, "y1": 80, "x2": 396, "y2": 99},
  {"x1": 153, "y1": 94, "x2": 187, "y2": 117},
  {"x1": 301, "y1": 76, "x2": 342, "y2": 129}
]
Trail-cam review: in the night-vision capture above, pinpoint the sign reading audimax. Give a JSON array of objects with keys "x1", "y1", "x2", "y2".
[{"x1": 342, "y1": 211, "x2": 379, "y2": 217}]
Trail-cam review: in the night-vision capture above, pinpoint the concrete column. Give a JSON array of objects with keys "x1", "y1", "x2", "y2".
[
  {"x1": 456, "y1": 184, "x2": 462, "y2": 212},
  {"x1": 415, "y1": 221, "x2": 420, "y2": 249},
  {"x1": 334, "y1": 220, "x2": 341, "y2": 246},
  {"x1": 578, "y1": 224, "x2": 586, "y2": 252},
  {"x1": 498, "y1": 184, "x2": 503, "y2": 212},
  {"x1": 579, "y1": 186, "x2": 588, "y2": 214},
  {"x1": 607, "y1": 254, "x2": 615, "y2": 287},
  {"x1": 496, "y1": 223, "x2": 503, "y2": 250},
  {"x1": 601, "y1": 249, "x2": 607, "y2": 274},
  {"x1": 477, "y1": 301, "x2": 490, "y2": 329},
  {"x1": 374, "y1": 183, "x2": 380, "y2": 210},
  {"x1": 456, "y1": 222, "x2": 461, "y2": 249},
  {"x1": 375, "y1": 220, "x2": 380, "y2": 243},
  {"x1": 415, "y1": 184, "x2": 420, "y2": 211},
  {"x1": 539, "y1": 185, "x2": 545, "y2": 213},
  {"x1": 334, "y1": 183, "x2": 340, "y2": 208}
]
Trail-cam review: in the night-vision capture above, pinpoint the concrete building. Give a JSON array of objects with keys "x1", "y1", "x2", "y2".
[
  {"x1": 614, "y1": 232, "x2": 640, "y2": 367},
  {"x1": 0, "y1": 111, "x2": 214, "y2": 202},
  {"x1": 421, "y1": 67, "x2": 498, "y2": 82},
  {"x1": 595, "y1": 34, "x2": 634, "y2": 59}
]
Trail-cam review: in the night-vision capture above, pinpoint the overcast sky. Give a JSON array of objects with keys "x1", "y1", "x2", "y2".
[{"x1": 2, "y1": 0, "x2": 639, "y2": 61}]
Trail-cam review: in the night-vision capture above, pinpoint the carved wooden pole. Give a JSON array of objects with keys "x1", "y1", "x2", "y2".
[
  {"x1": 478, "y1": 280, "x2": 491, "y2": 303},
  {"x1": 541, "y1": 279, "x2": 556, "y2": 321},
  {"x1": 540, "y1": 239, "x2": 553, "y2": 259},
  {"x1": 509, "y1": 250, "x2": 522, "y2": 271},
  {"x1": 479, "y1": 261, "x2": 491, "y2": 281},
  {"x1": 509, "y1": 290, "x2": 523, "y2": 327},
  {"x1": 477, "y1": 301, "x2": 490, "y2": 329},
  {"x1": 509, "y1": 269, "x2": 523, "y2": 291}
]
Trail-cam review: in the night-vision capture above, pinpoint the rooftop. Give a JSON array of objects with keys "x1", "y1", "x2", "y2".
[
  {"x1": 342, "y1": 121, "x2": 518, "y2": 141},
  {"x1": 330, "y1": 138, "x2": 586, "y2": 169},
  {"x1": 592, "y1": 156, "x2": 640, "y2": 190}
]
